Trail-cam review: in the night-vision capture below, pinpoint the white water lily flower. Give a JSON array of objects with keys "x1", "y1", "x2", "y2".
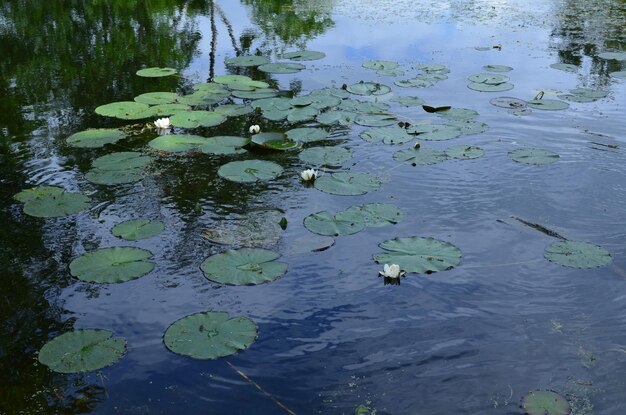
[
  {"x1": 379, "y1": 263, "x2": 405, "y2": 279},
  {"x1": 249, "y1": 125, "x2": 261, "y2": 134},
  {"x1": 154, "y1": 117, "x2": 171, "y2": 129},
  {"x1": 300, "y1": 168, "x2": 318, "y2": 181}
]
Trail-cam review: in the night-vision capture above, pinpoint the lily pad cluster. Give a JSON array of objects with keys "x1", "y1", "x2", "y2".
[
  {"x1": 15, "y1": 186, "x2": 89, "y2": 218},
  {"x1": 304, "y1": 203, "x2": 404, "y2": 237},
  {"x1": 467, "y1": 72, "x2": 513, "y2": 92},
  {"x1": 362, "y1": 60, "x2": 405, "y2": 76},
  {"x1": 395, "y1": 64, "x2": 449, "y2": 88}
]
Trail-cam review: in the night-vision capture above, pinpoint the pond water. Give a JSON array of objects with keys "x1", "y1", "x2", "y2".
[{"x1": 1, "y1": 1, "x2": 626, "y2": 414}]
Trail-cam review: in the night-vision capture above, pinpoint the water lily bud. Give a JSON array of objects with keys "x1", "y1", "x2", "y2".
[
  {"x1": 154, "y1": 117, "x2": 171, "y2": 129},
  {"x1": 249, "y1": 125, "x2": 261, "y2": 134},
  {"x1": 300, "y1": 168, "x2": 318, "y2": 181}
]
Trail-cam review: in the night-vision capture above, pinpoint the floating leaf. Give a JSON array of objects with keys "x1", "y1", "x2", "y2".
[
  {"x1": 314, "y1": 172, "x2": 382, "y2": 196},
  {"x1": 95, "y1": 101, "x2": 151, "y2": 120},
  {"x1": 112, "y1": 218, "x2": 165, "y2": 241},
  {"x1": 360, "y1": 126, "x2": 412, "y2": 145},
  {"x1": 363, "y1": 60, "x2": 398, "y2": 71},
  {"x1": 214, "y1": 74, "x2": 260, "y2": 85},
  {"x1": 346, "y1": 82, "x2": 391, "y2": 96},
  {"x1": 550, "y1": 63, "x2": 578, "y2": 72},
  {"x1": 258, "y1": 62, "x2": 305, "y2": 74},
  {"x1": 202, "y1": 209, "x2": 284, "y2": 248},
  {"x1": 291, "y1": 94, "x2": 341, "y2": 110},
  {"x1": 178, "y1": 92, "x2": 225, "y2": 106},
  {"x1": 509, "y1": 148, "x2": 559, "y2": 165},
  {"x1": 407, "y1": 124, "x2": 462, "y2": 141},
  {"x1": 281, "y1": 50, "x2": 325, "y2": 61},
  {"x1": 299, "y1": 146, "x2": 352, "y2": 166},
  {"x1": 69, "y1": 247, "x2": 154, "y2": 283},
  {"x1": 218, "y1": 160, "x2": 283, "y2": 183},
  {"x1": 483, "y1": 64, "x2": 513, "y2": 72},
  {"x1": 214, "y1": 104, "x2": 253, "y2": 117},
  {"x1": 38, "y1": 329, "x2": 126, "y2": 374},
  {"x1": 339, "y1": 100, "x2": 389, "y2": 113},
  {"x1": 15, "y1": 186, "x2": 89, "y2": 218},
  {"x1": 545, "y1": 240, "x2": 612, "y2": 269},
  {"x1": 286, "y1": 127, "x2": 329, "y2": 143},
  {"x1": 445, "y1": 145, "x2": 485, "y2": 159},
  {"x1": 201, "y1": 248, "x2": 287, "y2": 285},
  {"x1": 490, "y1": 97, "x2": 528, "y2": 109},
  {"x1": 392, "y1": 96, "x2": 425, "y2": 107},
  {"x1": 393, "y1": 147, "x2": 448, "y2": 165},
  {"x1": 416, "y1": 64, "x2": 448, "y2": 72},
  {"x1": 85, "y1": 152, "x2": 151, "y2": 185},
  {"x1": 134, "y1": 92, "x2": 178, "y2": 105},
  {"x1": 422, "y1": 105, "x2": 451, "y2": 113},
  {"x1": 558, "y1": 88, "x2": 608, "y2": 103},
  {"x1": 231, "y1": 88, "x2": 278, "y2": 100},
  {"x1": 136, "y1": 67, "x2": 176, "y2": 77},
  {"x1": 468, "y1": 82, "x2": 514, "y2": 92},
  {"x1": 170, "y1": 111, "x2": 226, "y2": 128},
  {"x1": 310, "y1": 87, "x2": 350, "y2": 99},
  {"x1": 151, "y1": 103, "x2": 190, "y2": 116},
  {"x1": 598, "y1": 51, "x2": 626, "y2": 61},
  {"x1": 355, "y1": 113, "x2": 397, "y2": 127},
  {"x1": 303, "y1": 211, "x2": 366, "y2": 236},
  {"x1": 395, "y1": 78, "x2": 434, "y2": 88},
  {"x1": 377, "y1": 68, "x2": 405, "y2": 76},
  {"x1": 225, "y1": 55, "x2": 270, "y2": 67},
  {"x1": 373, "y1": 236, "x2": 462, "y2": 274},
  {"x1": 317, "y1": 110, "x2": 357, "y2": 126},
  {"x1": 194, "y1": 82, "x2": 231, "y2": 93},
  {"x1": 164, "y1": 311, "x2": 257, "y2": 359},
  {"x1": 449, "y1": 120, "x2": 489, "y2": 136},
  {"x1": 66, "y1": 129, "x2": 125, "y2": 148},
  {"x1": 199, "y1": 136, "x2": 249, "y2": 155},
  {"x1": 287, "y1": 106, "x2": 319, "y2": 122},
  {"x1": 527, "y1": 99, "x2": 569, "y2": 110},
  {"x1": 343, "y1": 203, "x2": 404, "y2": 227},
  {"x1": 468, "y1": 73, "x2": 509, "y2": 84},
  {"x1": 251, "y1": 133, "x2": 298, "y2": 151},
  {"x1": 437, "y1": 108, "x2": 479, "y2": 121},
  {"x1": 149, "y1": 134, "x2": 209, "y2": 153},
  {"x1": 521, "y1": 391, "x2": 571, "y2": 415}
]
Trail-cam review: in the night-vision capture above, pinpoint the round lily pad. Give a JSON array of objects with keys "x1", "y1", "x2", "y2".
[
  {"x1": 521, "y1": 390, "x2": 571, "y2": 415},
  {"x1": 149, "y1": 134, "x2": 209, "y2": 153},
  {"x1": 360, "y1": 127, "x2": 413, "y2": 145},
  {"x1": 85, "y1": 152, "x2": 151, "y2": 186},
  {"x1": 550, "y1": 63, "x2": 578, "y2": 72},
  {"x1": 377, "y1": 69, "x2": 405, "y2": 76},
  {"x1": 134, "y1": 92, "x2": 178, "y2": 105},
  {"x1": 66, "y1": 129, "x2": 125, "y2": 148},
  {"x1": 317, "y1": 110, "x2": 357, "y2": 126},
  {"x1": 95, "y1": 101, "x2": 151, "y2": 120},
  {"x1": 199, "y1": 136, "x2": 249, "y2": 155},
  {"x1": 445, "y1": 145, "x2": 484, "y2": 159},
  {"x1": 164, "y1": 311, "x2": 257, "y2": 359},
  {"x1": 355, "y1": 113, "x2": 397, "y2": 127},
  {"x1": 194, "y1": 82, "x2": 230, "y2": 93},
  {"x1": 258, "y1": 62, "x2": 305, "y2": 74},
  {"x1": 437, "y1": 108, "x2": 479, "y2": 121},
  {"x1": 314, "y1": 172, "x2": 382, "y2": 196},
  {"x1": 490, "y1": 97, "x2": 528, "y2": 109},
  {"x1": 38, "y1": 329, "x2": 126, "y2": 374},
  {"x1": 346, "y1": 82, "x2": 391, "y2": 96},
  {"x1": 558, "y1": 88, "x2": 608, "y2": 103},
  {"x1": 468, "y1": 82, "x2": 514, "y2": 92},
  {"x1": 214, "y1": 104, "x2": 253, "y2": 117},
  {"x1": 286, "y1": 127, "x2": 328, "y2": 143},
  {"x1": 170, "y1": 111, "x2": 226, "y2": 128},
  {"x1": 225, "y1": 55, "x2": 270, "y2": 67},
  {"x1": 281, "y1": 50, "x2": 325, "y2": 61},
  {"x1": 340, "y1": 100, "x2": 389, "y2": 113},
  {"x1": 362, "y1": 60, "x2": 398, "y2": 71},
  {"x1": 468, "y1": 73, "x2": 509, "y2": 84},
  {"x1": 136, "y1": 67, "x2": 177, "y2": 77},
  {"x1": 303, "y1": 211, "x2": 366, "y2": 236},
  {"x1": 218, "y1": 160, "x2": 283, "y2": 183},
  {"x1": 416, "y1": 64, "x2": 448, "y2": 72},
  {"x1": 231, "y1": 88, "x2": 278, "y2": 100},
  {"x1": 178, "y1": 92, "x2": 226, "y2": 106},
  {"x1": 343, "y1": 203, "x2": 404, "y2": 227},
  {"x1": 598, "y1": 51, "x2": 626, "y2": 61},
  {"x1": 407, "y1": 124, "x2": 462, "y2": 141},
  {"x1": 527, "y1": 99, "x2": 569, "y2": 110},
  {"x1": 291, "y1": 94, "x2": 341, "y2": 110},
  {"x1": 251, "y1": 133, "x2": 298, "y2": 151},
  {"x1": 69, "y1": 247, "x2": 155, "y2": 283},
  {"x1": 15, "y1": 186, "x2": 89, "y2": 218},
  {"x1": 373, "y1": 236, "x2": 462, "y2": 274},
  {"x1": 395, "y1": 78, "x2": 434, "y2": 88},
  {"x1": 151, "y1": 103, "x2": 191, "y2": 116},
  {"x1": 299, "y1": 146, "x2": 352, "y2": 166},
  {"x1": 392, "y1": 96, "x2": 425, "y2": 107},
  {"x1": 202, "y1": 209, "x2": 285, "y2": 248},
  {"x1": 393, "y1": 147, "x2": 448, "y2": 165},
  {"x1": 201, "y1": 248, "x2": 287, "y2": 285},
  {"x1": 449, "y1": 120, "x2": 490, "y2": 136},
  {"x1": 112, "y1": 218, "x2": 165, "y2": 241},
  {"x1": 287, "y1": 106, "x2": 319, "y2": 122},
  {"x1": 483, "y1": 64, "x2": 513, "y2": 72},
  {"x1": 508, "y1": 148, "x2": 559, "y2": 165},
  {"x1": 545, "y1": 240, "x2": 612, "y2": 269}
]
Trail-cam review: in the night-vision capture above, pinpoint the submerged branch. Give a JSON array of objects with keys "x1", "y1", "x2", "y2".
[{"x1": 511, "y1": 216, "x2": 567, "y2": 240}]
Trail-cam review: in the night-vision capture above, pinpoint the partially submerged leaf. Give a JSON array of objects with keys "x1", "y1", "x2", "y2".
[
  {"x1": 545, "y1": 240, "x2": 612, "y2": 269},
  {"x1": 444, "y1": 145, "x2": 485, "y2": 159},
  {"x1": 508, "y1": 148, "x2": 559, "y2": 165},
  {"x1": 527, "y1": 99, "x2": 569, "y2": 110},
  {"x1": 360, "y1": 126, "x2": 413, "y2": 145},
  {"x1": 69, "y1": 247, "x2": 155, "y2": 283},
  {"x1": 85, "y1": 152, "x2": 151, "y2": 185},
  {"x1": 202, "y1": 209, "x2": 284, "y2": 248},
  {"x1": 201, "y1": 248, "x2": 287, "y2": 285},
  {"x1": 550, "y1": 63, "x2": 578, "y2": 72},
  {"x1": 362, "y1": 60, "x2": 398, "y2": 71}
]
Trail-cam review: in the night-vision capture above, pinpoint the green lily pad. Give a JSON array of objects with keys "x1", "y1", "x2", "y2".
[
  {"x1": 218, "y1": 160, "x2": 283, "y2": 183},
  {"x1": 164, "y1": 311, "x2": 257, "y2": 359},
  {"x1": 202, "y1": 209, "x2": 285, "y2": 248},
  {"x1": 347, "y1": 82, "x2": 391, "y2": 96},
  {"x1": 550, "y1": 63, "x2": 578, "y2": 72},
  {"x1": 363, "y1": 60, "x2": 398, "y2": 71},
  {"x1": 527, "y1": 99, "x2": 569, "y2": 110},
  {"x1": 449, "y1": 120, "x2": 489, "y2": 136},
  {"x1": 521, "y1": 391, "x2": 571, "y2": 415},
  {"x1": 95, "y1": 101, "x2": 151, "y2": 120},
  {"x1": 15, "y1": 186, "x2": 89, "y2": 218},
  {"x1": 343, "y1": 203, "x2": 404, "y2": 227},
  {"x1": 170, "y1": 111, "x2": 226, "y2": 128},
  {"x1": 598, "y1": 51, "x2": 626, "y2": 61},
  {"x1": 85, "y1": 152, "x2": 151, "y2": 185},
  {"x1": 509, "y1": 148, "x2": 559, "y2": 165},
  {"x1": 373, "y1": 236, "x2": 462, "y2": 274},
  {"x1": 339, "y1": 100, "x2": 389, "y2": 113},
  {"x1": 281, "y1": 50, "x2": 325, "y2": 61},
  {"x1": 225, "y1": 55, "x2": 270, "y2": 67},
  {"x1": 201, "y1": 248, "x2": 287, "y2": 285},
  {"x1": 134, "y1": 92, "x2": 179, "y2": 105},
  {"x1": 392, "y1": 96, "x2": 425, "y2": 107},
  {"x1": 299, "y1": 146, "x2": 352, "y2": 166},
  {"x1": 231, "y1": 88, "x2": 278, "y2": 100},
  {"x1": 149, "y1": 134, "x2": 209, "y2": 153},
  {"x1": 360, "y1": 126, "x2": 413, "y2": 145},
  {"x1": 558, "y1": 88, "x2": 609, "y2": 103},
  {"x1": 252, "y1": 97, "x2": 292, "y2": 111},
  {"x1": 112, "y1": 218, "x2": 165, "y2": 241},
  {"x1": 136, "y1": 67, "x2": 177, "y2": 77},
  {"x1": 251, "y1": 133, "x2": 298, "y2": 151},
  {"x1": 355, "y1": 113, "x2": 397, "y2": 127},
  {"x1": 545, "y1": 240, "x2": 612, "y2": 269},
  {"x1": 258, "y1": 62, "x2": 305, "y2": 74},
  {"x1": 214, "y1": 104, "x2": 254, "y2": 117},
  {"x1": 151, "y1": 103, "x2": 191, "y2": 116},
  {"x1": 286, "y1": 127, "x2": 329, "y2": 143},
  {"x1": 437, "y1": 108, "x2": 479, "y2": 121},
  {"x1": 610, "y1": 71, "x2": 626, "y2": 79},
  {"x1": 314, "y1": 172, "x2": 382, "y2": 196},
  {"x1": 445, "y1": 145, "x2": 485, "y2": 159},
  {"x1": 310, "y1": 87, "x2": 351, "y2": 99},
  {"x1": 317, "y1": 110, "x2": 357, "y2": 126},
  {"x1": 303, "y1": 211, "x2": 366, "y2": 236},
  {"x1": 291, "y1": 94, "x2": 341, "y2": 110},
  {"x1": 178, "y1": 91, "x2": 228, "y2": 106},
  {"x1": 490, "y1": 97, "x2": 528, "y2": 109},
  {"x1": 38, "y1": 329, "x2": 126, "y2": 374},
  {"x1": 468, "y1": 73, "x2": 509, "y2": 84},
  {"x1": 377, "y1": 68, "x2": 405, "y2": 76},
  {"x1": 483, "y1": 64, "x2": 513, "y2": 72},
  {"x1": 407, "y1": 124, "x2": 462, "y2": 140},
  {"x1": 468, "y1": 82, "x2": 514, "y2": 92},
  {"x1": 69, "y1": 247, "x2": 154, "y2": 283},
  {"x1": 395, "y1": 78, "x2": 434, "y2": 88},
  {"x1": 194, "y1": 82, "x2": 231, "y2": 93},
  {"x1": 66, "y1": 129, "x2": 125, "y2": 148},
  {"x1": 287, "y1": 106, "x2": 319, "y2": 122},
  {"x1": 214, "y1": 75, "x2": 258, "y2": 85},
  {"x1": 416, "y1": 64, "x2": 448, "y2": 72},
  {"x1": 199, "y1": 136, "x2": 249, "y2": 155},
  {"x1": 393, "y1": 147, "x2": 448, "y2": 165}
]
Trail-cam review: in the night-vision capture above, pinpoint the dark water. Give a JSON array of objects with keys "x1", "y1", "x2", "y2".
[{"x1": 1, "y1": 1, "x2": 626, "y2": 414}]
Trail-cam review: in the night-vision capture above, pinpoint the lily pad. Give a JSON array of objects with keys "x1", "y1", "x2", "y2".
[
  {"x1": 112, "y1": 218, "x2": 165, "y2": 241},
  {"x1": 15, "y1": 186, "x2": 89, "y2": 218},
  {"x1": 509, "y1": 148, "x2": 559, "y2": 165},
  {"x1": 85, "y1": 152, "x2": 151, "y2": 185},
  {"x1": 468, "y1": 82, "x2": 514, "y2": 92},
  {"x1": 136, "y1": 67, "x2": 177, "y2": 77},
  {"x1": 393, "y1": 147, "x2": 448, "y2": 165},
  {"x1": 392, "y1": 96, "x2": 425, "y2": 107},
  {"x1": 395, "y1": 78, "x2": 434, "y2": 88},
  {"x1": 416, "y1": 64, "x2": 448, "y2": 72},
  {"x1": 134, "y1": 92, "x2": 179, "y2": 105},
  {"x1": 304, "y1": 211, "x2": 366, "y2": 236},
  {"x1": 343, "y1": 203, "x2": 404, "y2": 227},
  {"x1": 483, "y1": 64, "x2": 513, "y2": 72},
  {"x1": 69, "y1": 247, "x2": 154, "y2": 283},
  {"x1": 95, "y1": 101, "x2": 151, "y2": 120},
  {"x1": 251, "y1": 133, "x2": 299, "y2": 151},
  {"x1": 281, "y1": 50, "x2": 325, "y2": 61},
  {"x1": 231, "y1": 88, "x2": 278, "y2": 100},
  {"x1": 363, "y1": 60, "x2": 398, "y2": 71},
  {"x1": 149, "y1": 134, "x2": 209, "y2": 153},
  {"x1": 347, "y1": 82, "x2": 391, "y2": 96},
  {"x1": 449, "y1": 120, "x2": 489, "y2": 136},
  {"x1": 339, "y1": 100, "x2": 389, "y2": 113},
  {"x1": 178, "y1": 92, "x2": 226, "y2": 106},
  {"x1": 610, "y1": 71, "x2": 626, "y2": 79},
  {"x1": 199, "y1": 136, "x2": 249, "y2": 155},
  {"x1": 598, "y1": 51, "x2": 626, "y2": 61},
  {"x1": 151, "y1": 103, "x2": 191, "y2": 116},
  {"x1": 558, "y1": 88, "x2": 608, "y2": 103},
  {"x1": 314, "y1": 172, "x2": 382, "y2": 196},
  {"x1": 545, "y1": 240, "x2": 612, "y2": 269},
  {"x1": 299, "y1": 146, "x2": 352, "y2": 166},
  {"x1": 291, "y1": 94, "x2": 341, "y2": 110},
  {"x1": 527, "y1": 99, "x2": 569, "y2": 110},
  {"x1": 550, "y1": 63, "x2": 578, "y2": 72},
  {"x1": 444, "y1": 145, "x2": 484, "y2": 159},
  {"x1": 355, "y1": 113, "x2": 397, "y2": 127},
  {"x1": 521, "y1": 391, "x2": 571, "y2": 415},
  {"x1": 214, "y1": 104, "x2": 253, "y2": 117},
  {"x1": 225, "y1": 55, "x2": 270, "y2": 67},
  {"x1": 170, "y1": 111, "x2": 226, "y2": 128},
  {"x1": 373, "y1": 236, "x2": 462, "y2": 274},
  {"x1": 490, "y1": 97, "x2": 528, "y2": 109},
  {"x1": 258, "y1": 62, "x2": 305, "y2": 74},
  {"x1": 163, "y1": 311, "x2": 257, "y2": 359},
  {"x1": 201, "y1": 248, "x2": 287, "y2": 285},
  {"x1": 317, "y1": 110, "x2": 357, "y2": 126},
  {"x1": 287, "y1": 106, "x2": 319, "y2": 123},
  {"x1": 407, "y1": 124, "x2": 462, "y2": 141},
  {"x1": 218, "y1": 160, "x2": 283, "y2": 183},
  {"x1": 202, "y1": 209, "x2": 284, "y2": 248},
  {"x1": 360, "y1": 127, "x2": 413, "y2": 145},
  {"x1": 38, "y1": 329, "x2": 126, "y2": 374},
  {"x1": 194, "y1": 82, "x2": 231, "y2": 93},
  {"x1": 437, "y1": 108, "x2": 479, "y2": 121},
  {"x1": 66, "y1": 129, "x2": 125, "y2": 148},
  {"x1": 377, "y1": 69, "x2": 405, "y2": 76},
  {"x1": 468, "y1": 73, "x2": 509, "y2": 84},
  {"x1": 285, "y1": 127, "x2": 328, "y2": 143}
]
